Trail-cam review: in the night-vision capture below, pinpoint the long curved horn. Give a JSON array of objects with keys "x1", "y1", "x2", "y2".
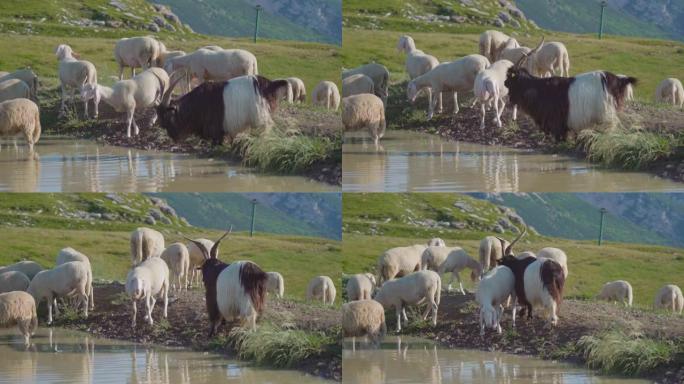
[
  {"x1": 504, "y1": 225, "x2": 527, "y2": 256},
  {"x1": 530, "y1": 36, "x2": 545, "y2": 54},
  {"x1": 209, "y1": 226, "x2": 232, "y2": 260},
  {"x1": 183, "y1": 236, "x2": 210, "y2": 260},
  {"x1": 161, "y1": 70, "x2": 185, "y2": 107}
]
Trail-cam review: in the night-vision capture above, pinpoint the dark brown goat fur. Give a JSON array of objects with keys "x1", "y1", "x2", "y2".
[
  {"x1": 540, "y1": 259, "x2": 565, "y2": 306},
  {"x1": 497, "y1": 255, "x2": 537, "y2": 318},
  {"x1": 239, "y1": 261, "x2": 268, "y2": 315}
]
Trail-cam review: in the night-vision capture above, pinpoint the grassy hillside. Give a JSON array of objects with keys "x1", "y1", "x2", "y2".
[{"x1": 343, "y1": 193, "x2": 684, "y2": 308}]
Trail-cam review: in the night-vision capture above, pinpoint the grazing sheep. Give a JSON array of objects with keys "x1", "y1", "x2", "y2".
[
  {"x1": 374, "y1": 270, "x2": 441, "y2": 332},
  {"x1": 524, "y1": 41, "x2": 570, "y2": 77},
  {"x1": 125, "y1": 257, "x2": 170, "y2": 327},
  {"x1": 160, "y1": 243, "x2": 190, "y2": 292},
  {"x1": 437, "y1": 248, "x2": 483, "y2": 294},
  {"x1": 312, "y1": 80, "x2": 341, "y2": 110},
  {"x1": 55, "y1": 44, "x2": 98, "y2": 118},
  {"x1": 157, "y1": 74, "x2": 289, "y2": 145},
  {"x1": 346, "y1": 273, "x2": 376, "y2": 301},
  {"x1": 114, "y1": 36, "x2": 166, "y2": 79},
  {"x1": 342, "y1": 299, "x2": 386, "y2": 349},
  {"x1": 285, "y1": 77, "x2": 306, "y2": 103},
  {"x1": 407, "y1": 54, "x2": 489, "y2": 120},
  {"x1": 130, "y1": 227, "x2": 165, "y2": 266},
  {"x1": 162, "y1": 53, "x2": 192, "y2": 95},
  {"x1": 156, "y1": 49, "x2": 186, "y2": 69},
  {"x1": 56, "y1": 247, "x2": 94, "y2": 309},
  {"x1": 342, "y1": 74, "x2": 375, "y2": 97},
  {"x1": 537, "y1": 247, "x2": 568, "y2": 278},
  {"x1": 342, "y1": 94, "x2": 385, "y2": 146},
  {"x1": 0, "y1": 291, "x2": 37, "y2": 345},
  {"x1": 0, "y1": 271, "x2": 30, "y2": 293},
  {"x1": 186, "y1": 238, "x2": 214, "y2": 288},
  {"x1": 307, "y1": 276, "x2": 336, "y2": 305},
  {"x1": 265, "y1": 271, "x2": 285, "y2": 298},
  {"x1": 167, "y1": 47, "x2": 258, "y2": 84},
  {"x1": 0, "y1": 261, "x2": 43, "y2": 280},
  {"x1": 0, "y1": 98, "x2": 42, "y2": 152},
  {"x1": 655, "y1": 78, "x2": 684, "y2": 108},
  {"x1": 496, "y1": 38, "x2": 528, "y2": 63},
  {"x1": 421, "y1": 246, "x2": 450, "y2": 272},
  {"x1": 474, "y1": 59, "x2": 516, "y2": 129},
  {"x1": 342, "y1": 63, "x2": 390, "y2": 103},
  {"x1": 476, "y1": 265, "x2": 515, "y2": 335},
  {"x1": 0, "y1": 79, "x2": 30, "y2": 103},
  {"x1": 377, "y1": 244, "x2": 426, "y2": 283},
  {"x1": 274, "y1": 80, "x2": 294, "y2": 103},
  {"x1": 480, "y1": 235, "x2": 510, "y2": 273},
  {"x1": 654, "y1": 284, "x2": 683, "y2": 314},
  {"x1": 397, "y1": 35, "x2": 441, "y2": 110},
  {"x1": 427, "y1": 238, "x2": 446, "y2": 247},
  {"x1": 27, "y1": 261, "x2": 91, "y2": 324},
  {"x1": 479, "y1": 30, "x2": 514, "y2": 62},
  {"x1": 597, "y1": 280, "x2": 633, "y2": 307},
  {"x1": 0, "y1": 69, "x2": 39, "y2": 101}
]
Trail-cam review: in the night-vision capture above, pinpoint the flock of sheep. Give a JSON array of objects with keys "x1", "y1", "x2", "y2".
[
  {"x1": 342, "y1": 227, "x2": 684, "y2": 348},
  {"x1": 341, "y1": 29, "x2": 684, "y2": 147},
  {"x1": 0, "y1": 226, "x2": 337, "y2": 344},
  {"x1": 1, "y1": 35, "x2": 342, "y2": 154}
]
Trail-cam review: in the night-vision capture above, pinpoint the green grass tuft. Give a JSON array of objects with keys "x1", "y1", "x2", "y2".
[{"x1": 577, "y1": 129, "x2": 682, "y2": 170}]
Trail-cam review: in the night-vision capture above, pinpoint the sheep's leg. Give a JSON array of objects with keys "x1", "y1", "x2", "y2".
[
  {"x1": 512, "y1": 104, "x2": 518, "y2": 121},
  {"x1": 147, "y1": 295, "x2": 155, "y2": 325},
  {"x1": 47, "y1": 297, "x2": 54, "y2": 325},
  {"x1": 427, "y1": 89, "x2": 437, "y2": 120},
  {"x1": 550, "y1": 301, "x2": 558, "y2": 326},
  {"x1": 131, "y1": 300, "x2": 137, "y2": 327},
  {"x1": 53, "y1": 297, "x2": 60, "y2": 317},
  {"x1": 511, "y1": 296, "x2": 517, "y2": 328},
  {"x1": 454, "y1": 272, "x2": 465, "y2": 295},
  {"x1": 162, "y1": 283, "x2": 168, "y2": 318},
  {"x1": 494, "y1": 97, "x2": 504, "y2": 128},
  {"x1": 81, "y1": 292, "x2": 89, "y2": 318},
  {"x1": 437, "y1": 92, "x2": 443, "y2": 113},
  {"x1": 89, "y1": 282, "x2": 94, "y2": 310},
  {"x1": 395, "y1": 306, "x2": 402, "y2": 332},
  {"x1": 118, "y1": 65, "x2": 124, "y2": 81},
  {"x1": 496, "y1": 304, "x2": 503, "y2": 334},
  {"x1": 60, "y1": 85, "x2": 68, "y2": 115},
  {"x1": 479, "y1": 309, "x2": 485, "y2": 336},
  {"x1": 421, "y1": 301, "x2": 432, "y2": 320},
  {"x1": 430, "y1": 297, "x2": 438, "y2": 326},
  {"x1": 453, "y1": 92, "x2": 459, "y2": 115},
  {"x1": 126, "y1": 110, "x2": 135, "y2": 138},
  {"x1": 480, "y1": 102, "x2": 486, "y2": 130},
  {"x1": 402, "y1": 307, "x2": 408, "y2": 322},
  {"x1": 93, "y1": 89, "x2": 100, "y2": 119},
  {"x1": 83, "y1": 95, "x2": 89, "y2": 119}
]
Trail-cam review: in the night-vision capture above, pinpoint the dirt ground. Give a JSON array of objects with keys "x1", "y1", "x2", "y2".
[{"x1": 54, "y1": 283, "x2": 341, "y2": 381}]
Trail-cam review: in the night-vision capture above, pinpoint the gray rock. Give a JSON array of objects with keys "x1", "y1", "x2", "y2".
[
  {"x1": 423, "y1": 219, "x2": 437, "y2": 227},
  {"x1": 160, "y1": 205, "x2": 177, "y2": 217},
  {"x1": 109, "y1": 0, "x2": 127, "y2": 11},
  {"x1": 498, "y1": 11, "x2": 511, "y2": 23},
  {"x1": 160, "y1": 216, "x2": 172, "y2": 225},
  {"x1": 492, "y1": 18, "x2": 505, "y2": 28},
  {"x1": 105, "y1": 20, "x2": 123, "y2": 28},
  {"x1": 498, "y1": 217, "x2": 514, "y2": 230},
  {"x1": 145, "y1": 215, "x2": 156, "y2": 225},
  {"x1": 153, "y1": 16, "x2": 165, "y2": 27},
  {"x1": 509, "y1": 18, "x2": 521, "y2": 28},
  {"x1": 492, "y1": 224, "x2": 505, "y2": 234},
  {"x1": 103, "y1": 213, "x2": 118, "y2": 221},
  {"x1": 106, "y1": 193, "x2": 125, "y2": 204},
  {"x1": 164, "y1": 12, "x2": 181, "y2": 24},
  {"x1": 438, "y1": 221, "x2": 451, "y2": 227},
  {"x1": 164, "y1": 23, "x2": 176, "y2": 32},
  {"x1": 149, "y1": 197, "x2": 163, "y2": 206},
  {"x1": 147, "y1": 23, "x2": 160, "y2": 32},
  {"x1": 453, "y1": 202, "x2": 473, "y2": 212},
  {"x1": 149, "y1": 209, "x2": 164, "y2": 220},
  {"x1": 450, "y1": 15, "x2": 468, "y2": 23},
  {"x1": 450, "y1": 221, "x2": 467, "y2": 229}
]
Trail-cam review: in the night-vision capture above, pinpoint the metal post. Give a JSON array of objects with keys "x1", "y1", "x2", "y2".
[
  {"x1": 254, "y1": 5, "x2": 262, "y2": 43},
  {"x1": 250, "y1": 199, "x2": 257, "y2": 237},
  {"x1": 598, "y1": 208, "x2": 607, "y2": 245},
  {"x1": 598, "y1": 1, "x2": 607, "y2": 40}
]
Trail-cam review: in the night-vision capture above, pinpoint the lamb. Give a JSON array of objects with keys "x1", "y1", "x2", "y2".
[
  {"x1": 157, "y1": 74, "x2": 289, "y2": 145},
  {"x1": 505, "y1": 38, "x2": 637, "y2": 142},
  {"x1": 480, "y1": 235, "x2": 510, "y2": 273},
  {"x1": 0, "y1": 271, "x2": 30, "y2": 293},
  {"x1": 654, "y1": 284, "x2": 683, "y2": 314},
  {"x1": 0, "y1": 261, "x2": 43, "y2": 280},
  {"x1": 407, "y1": 54, "x2": 489, "y2": 120},
  {"x1": 537, "y1": 247, "x2": 568, "y2": 278},
  {"x1": 0, "y1": 79, "x2": 31, "y2": 103},
  {"x1": 186, "y1": 238, "x2": 214, "y2": 288},
  {"x1": 55, "y1": 44, "x2": 98, "y2": 118},
  {"x1": 342, "y1": 299, "x2": 386, "y2": 348},
  {"x1": 312, "y1": 80, "x2": 341, "y2": 110},
  {"x1": 166, "y1": 48, "x2": 258, "y2": 84},
  {"x1": 427, "y1": 238, "x2": 446, "y2": 247},
  {"x1": 476, "y1": 265, "x2": 515, "y2": 335},
  {"x1": 373, "y1": 270, "x2": 441, "y2": 332},
  {"x1": 342, "y1": 74, "x2": 375, "y2": 97},
  {"x1": 285, "y1": 77, "x2": 306, "y2": 103},
  {"x1": 114, "y1": 36, "x2": 166, "y2": 79},
  {"x1": 397, "y1": 35, "x2": 441, "y2": 110},
  {"x1": 0, "y1": 98, "x2": 41, "y2": 153},
  {"x1": 479, "y1": 30, "x2": 514, "y2": 62},
  {"x1": 437, "y1": 248, "x2": 483, "y2": 294},
  {"x1": 524, "y1": 41, "x2": 570, "y2": 77},
  {"x1": 56, "y1": 247, "x2": 94, "y2": 309},
  {"x1": 596, "y1": 280, "x2": 633, "y2": 307},
  {"x1": 655, "y1": 78, "x2": 684, "y2": 108},
  {"x1": 307, "y1": 275, "x2": 336, "y2": 305},
  {"x1": 0, "y1": 291, "x2": 38, "y2": 345},
  {"x1": 130, "y1": 227, "x2": 165, "y2": 266},
  {"x1": 474, "y1": 59, "x2": 516, "y2": 129},
  {"x1": 342, "y1": 94, "x2": 385, "y2": 146},
  {"x1": 160, "y1": 243, "x2": 190, "y2": 292},
  {"x1": 80, "y1": 67, "x2": 170, "y2": 137},
  {"x1": 0, "y1": 69, "x2": 39, "y2": 101},
  {"x1": 342, "y1": 63, "x2": 390, "y2": 103},
  {"x1": 125, "y1": 257, "x2": 169, "y2": 327},
  {"x1": 265, "y1": 271, "x2": 284, "y2": 298},
  {"x1": 345, "y1": 273, "x2": 376, "y2": 301},
  {"x1": 27, "y1": 261, "x2": 91, "y2": 324},
  {"x1": 377, "y1": 244, "x2": 426, "y2": 283}
]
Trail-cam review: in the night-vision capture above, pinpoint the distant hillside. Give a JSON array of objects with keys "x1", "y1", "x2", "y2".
[{"x1": 155, "y1": 0, "x2": 341, "y2": 44}]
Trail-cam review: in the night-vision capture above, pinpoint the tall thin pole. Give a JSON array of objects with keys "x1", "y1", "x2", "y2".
[
  {"x1": 598, "y1": 208, "x2": 607, "y2": 245},
  {"x1": 254, "y1": 5, "x2": 262, "y2": 43},
  {"x1": 598, "y1": 1, "x2": 607, "y2": 40},
  {"x1": 250, "y1": 199, "x2": 257, "y2": 237}
]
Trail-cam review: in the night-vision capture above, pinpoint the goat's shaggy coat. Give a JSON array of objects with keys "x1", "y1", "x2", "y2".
[
  {"x1": 0, "y1": 98, "x2": 41, "y2": 152},
  {"x1": 342, "y1": 94, "x2": 386, "y2": 146},
  {"x1": 214, "y1": 261, "x2": 268, "y2": 332},
  {"x1": 496, "y1": 255, "x2": 537, "y2": 317},
  {"x1": 0, "y1": 291, "x2": 37, "y2": 345}
]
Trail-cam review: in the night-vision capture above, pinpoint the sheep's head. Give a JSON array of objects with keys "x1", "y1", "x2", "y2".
[
  {"x1": 55, "y1": 44, "x2": 74, "y2": 61},
  {"x1": 397, "y1": 35, "x2": 414, "y2": 53},
  {"x1": 80, "y1": 83, "x2": 97, "y2": 102},
  {"x1": 470, "y1": 266, "x2": 482, "y2": 282},
  {"x1": 407, "y1": 81, "x2": 419, "y2": 103},
  {"x1": 481, "y1": 306, "x2": 496, "y2": 329}
]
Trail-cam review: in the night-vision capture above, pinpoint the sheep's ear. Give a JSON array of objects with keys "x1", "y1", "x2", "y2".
[
  {"x1": 183, "y1": 236, "x2": 210, "y2": 260},
  {"x1": 210, "y1": 226, "x2": 232, "y2": 259}
]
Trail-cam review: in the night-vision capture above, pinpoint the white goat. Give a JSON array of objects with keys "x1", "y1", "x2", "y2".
[
  {"x1": 312, "y1": 81, "x2": 341, "y2": 110},
  {"x1": 346, "y1": 273, "x2": 376, "y2": 301},
  {"x1": 342, "y1": 63, "x2": 390, "y2": 103},
  {"x1": 397, "y1": 35, "x2": 441, "y2": 110},
  {"x1": 0, "y1": 79, "x2": 30, "y2": 103},
  {"x1": 342, "y1": 93, "x2": 385, "y2": 146},
  {"x1": 596, "y1": 280, "x2": 633, "y2": 307},
  {"x1": 27, "y1": 261, "x2": 91, "y2": 324},
  {"x1": 377, "y1": 244, "x2": 426, "y2": 283},
  {"x1": 373, "y1": 270, "x2": 441, "y2": 332},
  {"x1": 0, "y1": 271, "x2": 30, "y2": 293},
  {"x1": 130, "y1": 227, "x2": 165, "y2": 266},
  {"x1": 160, "y1": 242, "x2": 190, "y2": 292},
  {"x1": 114, "y1": 36, "x2": 166, "y2": 79},
  {"x1": 474, "y1": 59, "x2": 515, "y2": 129},
  {"x1": 342, "y1": 74, "x2": 375, "y2": 97},
  {"x1": 654, "y1": 284, "x2": 683, "y2": 314},
  {"x1": 655, "y1": 78, "x2": 684, "y2": 108},
  {"x1": 125, "y1": 257, "x2": 169, "y2": 327},
  {"x1": 476, "y1": 265, "x2": 515, "y2": 335},
  {"x1": 307, "y1": 275, "x2": 336, "y2": 305},
  {"x1": 0, "y1": 261, "x2": 43, "y2": 280},
  {"x1": 266, "y1": 271, "x2": 285, "y2": 298},
  {"x1": 55, "y1": 44, "x2": 98, "y2": 118},
  {"x1": 437, "y1": 248, "x2": 483, "y2": 294},
  {"x1": 0, "y1": 291, "x2": 37, "y2": 345},
  {"x1": 0, "y1": 98, "x2": 41, "y2": 152}
]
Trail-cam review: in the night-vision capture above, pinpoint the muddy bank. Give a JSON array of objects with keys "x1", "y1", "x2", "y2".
[
  {"x1": 396, "y1": 291, "x2": 684, "y2": 384},
  {"x1": 53, "y1": 283, "x2": 341, "y2": 381}
]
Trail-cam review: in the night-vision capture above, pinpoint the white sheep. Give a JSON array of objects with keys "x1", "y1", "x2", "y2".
[
  {"x1": 346, "y1": 273, "x2": 376, "y2": 301},
  {"x1": 162, "y1": 53, "x2": 192, "y2": 95},
  {"x1": 55, "y1": 44, "x2": 98, "y2": 118},
  {"x1": 373, "y1": 270, "x2": 441, "y2": 332},
  {"x1": 596, "y1": 280, "x2": 633, "y2": 307},
  {"x1": 377, "y1": 244, "x2": 426, "y2": 283},
  {"x1": 285, "y1": 77, "x2": 306, "y2": 103},
  {"x1": 0, "y1": 271, "x2": 30, "y2": 293},
  {"x1": 407, "y1": 54, "x2": 489, "y2": 120},
  {"x1": 81, "y1": 67, "x2": 169, "y2": 138},
  {"x1": 655, "y1": 78, "x2": 684, "y2": 108},
  {"x1": 342, "y1": 299, "x2": 386, "y2": 348},
  {"x1": 56, "y1": 247, "x2": 94, "y2": 309},
  {"x1": 168, "y1": 47, "x2": 258, "y2": 84},
  {"x1": 342, "y1": 74, "x2": 375, "y2": 97},
  {"x1": 479, "y1": 30, "x2": 514, "y2": 62},
  {"x1": 27, "y1": 261, "x2": 91, "y2": 324},
  {"x1": 0, "y1": 260, "x2": 43, "y2": 280},
  {"x1": 516, "y1": 251, "x2": 537, "y2": 259},
  {"x1": 0, "y1": 291, "x2": 37, "y2": 345},
  {"x1": 437, "y1": 248, "x2": 483, "y2": 294},
  {"x1": 306, "y1": 275, "x2": 336, "y2": 305},
  {"x1": 476, "y1": 265, "x2": 515, "y2": 335},
  {"x1": 537, "y1": 247, "x2": 568, "y2": 278},
  {"x1": 397, "y1": 35, "x2": 441, "y2": 110},
  {"x1": 0, "y1": 98, "x2": 42, "y2": 152},
  {"x1": 186, "y1": 238, "x2": 214, "y2": 287},
  {"x1": 0, "y1": 79, "x2": 30, "y2": 103},
  {"x1": 265, "y1": 271, "x2": 285, "y2": 298},
  {"x1": 427, "y1": 238, "x2": 446, "y2": 247},
  {"x1": 160, "y1": 242, "x2": 190, "y2": 292},
  {"x1": 474, "y1": 59, "x2": 516, "y2": 129},
  {"x1": 421, "y1": 245, "x2": 455, "y2": 271},
  {"x1": 130, "y1": 227, "x2": 165, "y2": 266},
  {"x1": 312, "y1": 80, "x2": 340, "y2": 110},
  {"x1": 215, "y1": 261, "x2": 269, "y2": 331},
  {"x1": 524, "y1": 41, "x2": 570, "y2": 77},
  {"x1": 0, "y1": 69, "x2": 39, "y2": 100},
  {"x1": 156, "y1": 49, "x2": 186, "y2": 69},
  {"x1": 479, "y1": 236, "x2": 510, "y2": 273},
  {"x1": 342, "y1": 94, "x2": 385, "y2": 146},
  {"x1": 342, "y1": 63, "x2": 390, "y2": 103},
  {"x1": 654, "y1": 284, "x2": 683, "y2": 314},
  {"x1": 125, "y1": 256, "x2": 169, "y2": 327},
  {"x1": 114, "y1": 36, "x2": 165, "y2": 79}
]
